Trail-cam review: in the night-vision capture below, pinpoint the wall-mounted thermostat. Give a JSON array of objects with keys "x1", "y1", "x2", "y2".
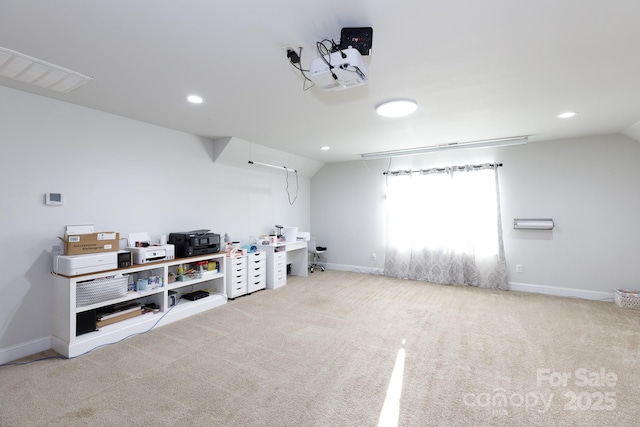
[{"x1": 45, "y1": 192, "x2": 63, "y2": 206}]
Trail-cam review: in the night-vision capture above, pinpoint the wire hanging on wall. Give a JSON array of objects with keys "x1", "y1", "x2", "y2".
[
  {"x1": 248, "y1": 161, "x2": 299, "y2": 205},
  {"x1": 285, "y1": 168, "x2": 299, "y2": 205}
]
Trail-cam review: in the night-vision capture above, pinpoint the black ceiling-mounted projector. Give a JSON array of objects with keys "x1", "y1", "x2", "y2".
[{"x1": 339, "y1": 27, "x2": 373, "y2": 56}]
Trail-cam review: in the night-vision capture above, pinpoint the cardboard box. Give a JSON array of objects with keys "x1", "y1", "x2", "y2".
[{"x1": 60, "y1": 232, "x2": 120, "y2": 255}]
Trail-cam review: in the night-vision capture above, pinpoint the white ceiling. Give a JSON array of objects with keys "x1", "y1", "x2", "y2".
[{"x1": 2, "y1": 0, "x2": 640, "y2": 163}]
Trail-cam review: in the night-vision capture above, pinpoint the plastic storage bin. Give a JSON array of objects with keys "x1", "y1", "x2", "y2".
[
  {"x1": 76, "y1": 276, "x2": 128, "y2": 307},
  {"x1": 614, "y1": 289, "x2": 640, "y2": 310}
]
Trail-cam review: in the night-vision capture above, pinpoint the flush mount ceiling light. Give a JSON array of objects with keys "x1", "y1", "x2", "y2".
[
  {"x1": 320, "y1": 146, "x2": 330, "y2": 151},
  {"x1": 375, "y1": 99, "x2": 418, "y2": 118},
  {"x1": 361, "y1": 136, "x2": 528, "y2": 160},
  {"x1": 557, "y1": 111, "x2": 577, "y2": 118},
  {"x1": 186, "y1": 94, "x2": 204, "y2": 104},
  {"x1": 0, "y1": 46, "x2": 93, "y2": 93}
]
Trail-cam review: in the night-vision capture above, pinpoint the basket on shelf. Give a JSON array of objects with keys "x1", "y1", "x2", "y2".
[
  {"x1": 177, "y1": 270, "x2": 203, "y2": 282},
  {"x1": 76, "y1": 276, "x2": 129, "y2": 307},
  {"x1": 614, "y1": 289, "x2": 640, "y2": 310}
]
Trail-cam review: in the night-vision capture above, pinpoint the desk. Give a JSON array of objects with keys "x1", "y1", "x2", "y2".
[{"x1": 259, "y1": 241, "x2": 308, "y2": 289}]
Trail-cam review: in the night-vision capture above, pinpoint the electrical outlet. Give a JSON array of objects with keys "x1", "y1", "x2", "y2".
[
  {"x1": 282, "y1": 46, "x2": 299, "y2": 57},
  {"x1": 283, "y1": 45, "x2": 301, "y2": 64},
  {"x1": 515, "y1": 264, "x2": 523, "y2": 273}
]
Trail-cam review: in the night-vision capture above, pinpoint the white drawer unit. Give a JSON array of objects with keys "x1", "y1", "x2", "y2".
[
  {"x1": 226, "y1": 255, "x2": 248, "y2": 299},
  {"x1": 246, "y1": 251, "x2": 266, "y2": 293},
  {"x1": 268, "y1": 251, "x2": 287, "y2": 289},
  {"x1": 258, "y1": 241, "x2": 308, "y2": 289}
]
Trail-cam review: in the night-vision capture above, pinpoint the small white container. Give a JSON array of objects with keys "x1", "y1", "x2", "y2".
[{"x1": 614, "y1": 289, "x2": 640, "y2": 310}]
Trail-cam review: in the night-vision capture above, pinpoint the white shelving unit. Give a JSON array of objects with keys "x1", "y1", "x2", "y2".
[{"x1": 52, "y1": 253, "x2": 226, "y2": 358}]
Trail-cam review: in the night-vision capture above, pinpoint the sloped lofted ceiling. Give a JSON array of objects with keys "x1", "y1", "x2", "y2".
[{"x1": 2, "y1": 0, "x2": 640, "y2": 163}]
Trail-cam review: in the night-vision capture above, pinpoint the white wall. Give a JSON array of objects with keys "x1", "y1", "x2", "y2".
[
  {"x1": 311, "y1": 134, "x2": 640, "y2": 298},
  {"x1": 4, "y1": 82, "x2": 639, "y2": 361},
  {"x1": 0, "y1": 86, "x2": 310, "y2": 361}
]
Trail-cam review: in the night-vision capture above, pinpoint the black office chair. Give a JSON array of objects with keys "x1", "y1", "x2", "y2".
[{"x1": 307, "y1": 237, "x2": 327, "y2": 273}]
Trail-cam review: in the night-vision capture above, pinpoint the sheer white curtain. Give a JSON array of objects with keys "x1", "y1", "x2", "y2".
[{"x1": 384, "y1": 165, "x2": 508, "y2": 289}]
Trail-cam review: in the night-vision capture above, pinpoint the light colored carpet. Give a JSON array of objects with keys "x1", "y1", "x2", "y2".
[{"x1": 1, "y1": 270, "x2": 639, "y2": 426}]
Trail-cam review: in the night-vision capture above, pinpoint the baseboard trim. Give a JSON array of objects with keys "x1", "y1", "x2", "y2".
[
  {"x1": 509, "y1": 281, "x2": 614, "y2": 301},
  {"x1": 0, "y1": 336, "x2": 51, "y2": 365},
  {"x1": 323, "y1": 266, "x2": 614, "y2": 301},
  {"x1": 325, "y1": 263, "x2": 384, "y2": 275}
]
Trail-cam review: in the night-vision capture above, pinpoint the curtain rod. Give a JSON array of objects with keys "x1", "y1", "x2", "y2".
[{"x1": 383, "y1": 162, "x2": 503, "y2": 175}]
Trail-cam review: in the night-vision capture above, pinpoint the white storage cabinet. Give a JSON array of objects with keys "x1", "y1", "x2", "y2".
[
  {"x1": 52, "y1": 253, "x2": 226, "y2": 358},
  {"x1": 226, "y1": 255, "x2": 247, "y2": 298},
  {"x1": 246, "y1": 251, "x2": 266, "y2": 293},
  {"x1": 267, "y1": 250, "x2": 287, "y2": 289},
  {"x1": 225, "y1": 251, "x2": 266, "y2": 298},
  {"x1": 259, "y1": 241, "x2": 308, "y2": 289}
]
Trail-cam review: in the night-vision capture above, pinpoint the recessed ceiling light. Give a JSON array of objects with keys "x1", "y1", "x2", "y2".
[
  {"x1": 320, "y1": 146, "x2": 330, "y2": 151},
  {"x1": 376, "y1": 99, "x2": 418, "y2": 118},
  {"x1": 186, "y1": 94, "x2": 204, "y2": 104},
  {"x1": 557, "y1": 111, "x2": 576, "y2": 118}
]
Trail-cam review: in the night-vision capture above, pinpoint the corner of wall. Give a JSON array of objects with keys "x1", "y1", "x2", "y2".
[
  {"x1": 621, "y1": 121, "x2": 640, "y2": 144},
  {"x1": 210, "y1": 136, "x2": 324, "y2": 179},
  {"x1": 0, "y1": 336, "x2": 52, "y2": 365},
  {"x1": 211, "y1": 137, "x2": 232, "y2": 162}
]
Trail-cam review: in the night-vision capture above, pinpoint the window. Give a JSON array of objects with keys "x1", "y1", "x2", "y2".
[{"x1": 384, "y1": 165, "x2": 508, "y2": 289}]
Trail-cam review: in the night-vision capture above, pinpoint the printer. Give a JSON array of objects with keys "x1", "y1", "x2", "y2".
[
  {"x1": 126, "y1": 244, "x2": 175, "y2": 264},
  {"x1": 53, "y1": 252, "x2": 118, "y2": 276},
  {"x1": 169, "y1": 229, "x2": 220, "y2": 257}
]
